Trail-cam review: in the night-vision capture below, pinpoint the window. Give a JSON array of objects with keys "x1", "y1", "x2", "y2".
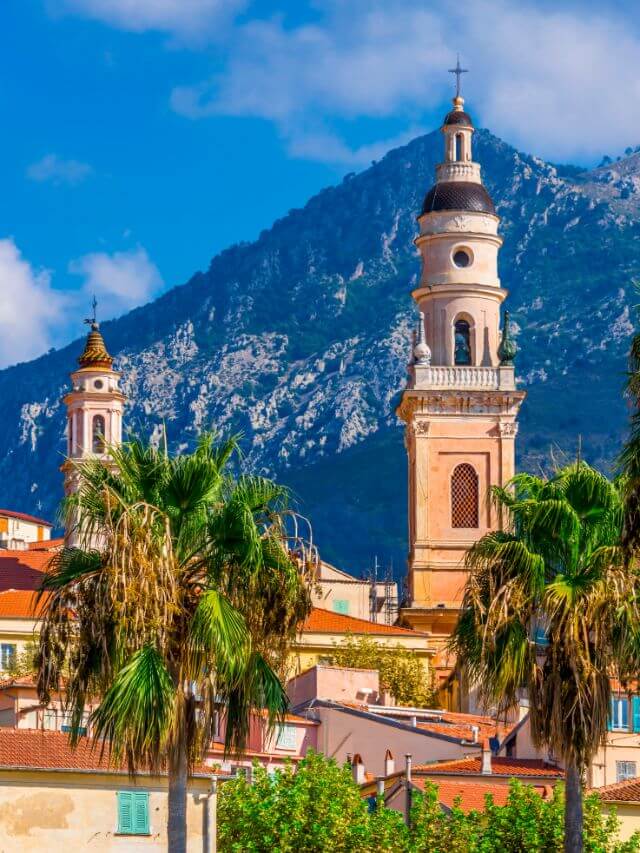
[
  {"x1": 43, "y1": 710, "x2": 57, "y2": 731},
  {"x1": 453, "y1": 249, "x2": 471, "y2": 268},
  {"x1": 276, "y1": 724, "x2": 297, "y2": 750},
  {"x1": 60, "y1": 712, "x2": 88, "y2": 737},
  {"x1": 455, "y1": 133, "x2": 463, "y2": 162},
  {"x1": 333, "y1": 599, "x2": 349, "y2": 615},
  {"x1": 0, "y1": 643, "x2": 16, "y2": 671},
  {"x1": 611, "y1": 697, "x2": 629, "y2": 731},
  {"x1": 117, "y1": 791, "x2": 149, "y2": 835},
  {"x1": 94, "y1": 379, "x2": 104, "y2": 390},
  {"x1": 454, "y1": 319, "x2": 472, "y2": 365},
  {"x1": 617, "y1": 761, "x2": 637, "y2": 783},
  {"x1": 68, "y1": 414, "x2": 74, "y2": 455},
  {"x1": 451, "y1": 464, "x2": 479, "y2": 529},
  {"x1": 92, "y1": 415, "x2": 106, "y2": 453}
]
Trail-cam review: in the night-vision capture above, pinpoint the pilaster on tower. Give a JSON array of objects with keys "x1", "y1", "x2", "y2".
[
  {"x1": 61, "y1": 314, "x2": 125, "y2": 546},
  {"x1": 397, "y1": 70, "x2": 525, "y2": 696}
]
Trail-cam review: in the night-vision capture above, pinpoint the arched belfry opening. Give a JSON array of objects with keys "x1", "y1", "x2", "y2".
[
  {"x1": 454, "y1": 318, "x2": 472, "y2": 365},
  {"x1": 92, "y1": 414, "x2": 106, "y2": 454},
  {"x1": 451, "y1": 464, "x2": 479, "y2": 528},
  {"x1": 455, "y1": 133, "x2": 463, "y2": 162}
]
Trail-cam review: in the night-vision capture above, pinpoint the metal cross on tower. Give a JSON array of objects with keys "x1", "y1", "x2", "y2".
[
  {"x1": 84, "y1": 295, "x2": 98, "y2": 329},
  {"x1": 448, "y1": 54, "x2": 468, "y2": 98}
]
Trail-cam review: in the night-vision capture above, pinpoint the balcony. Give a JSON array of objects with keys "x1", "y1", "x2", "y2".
[{"x1": 412, "y1": 365, "x2": 516, "y2": 391}]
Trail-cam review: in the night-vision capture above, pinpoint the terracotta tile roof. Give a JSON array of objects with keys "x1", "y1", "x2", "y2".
[
  {"x1": 412, "y1": 778, "x2": 556, "y2": 812},
  {"x1": 593, "y1": 777, "x2": 640, "y2": 803},
  {"x1": 0, "y1": 550, "x2": 51, "y2": 592},
  {"x1": 28, "y1": 537, "x2": 64, "y2": 551},
  {"x1": 0, "y1": 675, "x2": 39, "y2": 690},
  {"x1": 0, "y1": 729, "x2": 212, "y2": 777},
  {"x1": 414, "y1": 756, "x2": 563, "y2": 779},
  {"x1": 0, "y1": 509, "x2": 53, "y2": 528},
  {"x1": 0, "y1": 589, "x2": 49, "y2": 618},
  {"x1": 417, "y1": 711, "x2": 511, "y2": 743},
  {"x1": 301, "y1": 607, "x2": 424, "y2": 637}
]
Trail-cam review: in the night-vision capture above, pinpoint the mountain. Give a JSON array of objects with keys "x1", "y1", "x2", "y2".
[{"x1": 1, "y1": 129, "x2": 639, "y2": 577}]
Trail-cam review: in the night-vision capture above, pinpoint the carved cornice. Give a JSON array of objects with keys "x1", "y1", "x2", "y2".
[{"x1": 399, "y1": 388, "x2": 525, "y2": 418}]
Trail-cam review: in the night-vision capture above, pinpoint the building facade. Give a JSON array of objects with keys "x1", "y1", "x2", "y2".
[{"x1": 397, "y1": 87, "x2": 525, "y2": 679}]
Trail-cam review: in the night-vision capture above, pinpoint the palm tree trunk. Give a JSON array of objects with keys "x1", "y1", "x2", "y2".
[
  {"x1": 168, "y1": 723, "x2": 188, "y2": 853},
  {"x1": 564, "y1": 760, "x2": 583, "y2": 853}
]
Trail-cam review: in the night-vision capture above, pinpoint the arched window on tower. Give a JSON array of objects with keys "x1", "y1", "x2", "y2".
[
  {"x1": 455, "y1": 133, "x2": 463, "y2": 162},
  {"x1": 92, "y1": 414, "x2": 106, "y2": 454},
  {"x1": 451, "y1": 464, "x2": 479, "y2": 528},
  {"x1": 68, "y1": 414, "x2": 74, "y2": 456},
  {"x1": 454, "y1": 319, "x2": 472, "y2": 365}
]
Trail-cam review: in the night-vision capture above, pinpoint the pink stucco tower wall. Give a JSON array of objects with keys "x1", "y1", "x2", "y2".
[{"x1": 397, "y1": 90, "x2": 525, "y2": 692}]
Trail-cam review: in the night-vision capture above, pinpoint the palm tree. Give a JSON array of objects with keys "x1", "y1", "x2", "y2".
[
  {"x1": 37, "y1": 433, "x2": 314, "y2": 852},
  {"x1": 450, "y1": 463, "x2": 640, "y2": 853}
]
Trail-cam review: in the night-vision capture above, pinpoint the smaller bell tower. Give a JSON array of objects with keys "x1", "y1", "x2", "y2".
[{"x1": 61, "y1": 305, "x2": 125, "y2": 545}]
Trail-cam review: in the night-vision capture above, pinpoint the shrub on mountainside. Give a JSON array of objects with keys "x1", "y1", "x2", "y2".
[{"x1": 330, "y1": 633, "x2": 438, "y2": 707}]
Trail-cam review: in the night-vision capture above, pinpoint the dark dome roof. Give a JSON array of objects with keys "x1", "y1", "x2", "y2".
[
  {"x1": 444, "y1": 110, "x2": 473, "y2": 127},
  {"x1": 421, "y1": 182, "x2": 496, "y2": 216}
]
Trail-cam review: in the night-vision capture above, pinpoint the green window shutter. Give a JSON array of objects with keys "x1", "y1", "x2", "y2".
[
  {"x1": 133, "y1": 792, "x2": 149, "y2": 834},
  {"x1": 117, "y1": 792, "x2": 133, "y2": 834},
  {"x1": 333, "y1": 599, "x2": 349, "y2": 615},
  {"x1": 607, "y1": 698, "x2": 614, "y2": 731},
  {"x1": 118, "y1": 791, "x2": 149, "y2": 834},
  {"x1": 632, "y1": 697, "x2": 640, "y2": 733}
]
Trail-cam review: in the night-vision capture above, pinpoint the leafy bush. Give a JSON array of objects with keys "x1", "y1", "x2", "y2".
[{"x1": 218, "y1": 752, "x2": 640, "y2": 852}]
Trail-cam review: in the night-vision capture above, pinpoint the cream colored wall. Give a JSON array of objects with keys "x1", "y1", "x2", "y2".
[
  {"x1": 0, "y1": 770, "x2": 211, "y2": 851},
  {"x1": 590, "y1": 734, "x2": 640, "y2": 789},
  {"x1": 289, "y1": 633, "x2": 432, "y2": 678},
  {"x1": 0, "y1": 619, "x2": 37, "y2": 673},
  {"x1": 601, "y1": 804, "x2": 640, "y2": 842},
  {"x1": 0, "y1": 517, "x2": 51, "y2": 547}
]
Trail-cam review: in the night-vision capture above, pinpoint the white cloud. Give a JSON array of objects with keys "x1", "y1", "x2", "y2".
[
  {"x1": 0, "y1": 239, "x2": 65, "y2": 368},
  {"x1": 171, "y1": 0, "x2": 640, "y2": 165},
  {"x1": 69, "y1": 247, "x2": 163, "y2": 321},
  {"x1": 27, "y1": 153, "x2": 93, "y2": 186},
  {"x1": 59, "y1": 0, "x2": 246, "y2": 40}
]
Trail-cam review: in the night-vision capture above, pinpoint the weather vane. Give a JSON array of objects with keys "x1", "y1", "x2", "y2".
[
  {"x1": 448, "y1": 54, "x2": 469, "y2": 98},
  {"x1": 84, "y1": 295, "x2": 98, "y2": 329}
]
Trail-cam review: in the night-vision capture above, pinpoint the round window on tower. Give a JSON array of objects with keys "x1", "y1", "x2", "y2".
[
  {"x1": 452, "y1": 248, "x2": 472, "y2": 268},
  {"x1": 94, "y1": 379, "x2": 104, "y2": 390}
]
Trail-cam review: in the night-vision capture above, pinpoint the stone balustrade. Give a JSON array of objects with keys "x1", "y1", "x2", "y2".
[
  {"x1": 435, "y1": 162, "x2": 481, "y2": 183},
  {"x1": 413, "y1": 365, "x2": 516, "y2": 391}
]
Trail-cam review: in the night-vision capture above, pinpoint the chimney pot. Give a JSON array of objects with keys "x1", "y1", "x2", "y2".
[
  {"x1": 351, "y1": 753, "x2": 366, "y2": 785},
  {"x1": 405, "y1": 753, "x2": 413, "y2": 784},
  {"x1": 376, "y1": 777, "x2": 385, "y2": 798},
  {"x1": 481, "y1": 739, "x2": 492, "y2": 775},
  {"x1": 384, "y1": 749, "x2": 395, "y2": 776}
]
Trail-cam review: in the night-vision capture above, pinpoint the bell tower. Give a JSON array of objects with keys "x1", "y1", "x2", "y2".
[
  {"x1": 397, "y1": 67, "x2": 525, "y2": 683},
  {"x1": 62, "y1": 306, "x2": 125, "y2": 546}
]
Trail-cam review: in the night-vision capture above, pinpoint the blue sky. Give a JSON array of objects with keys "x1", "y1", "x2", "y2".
[{"x1": 1, "y1": 0, "x2": 639, "y2": 367}]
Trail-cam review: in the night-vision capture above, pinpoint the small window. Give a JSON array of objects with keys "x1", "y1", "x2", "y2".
[
  {"x1": 92, "y1": 415, "x2": 106, "y2": 453},
  {"x1": 0, "y1": 644, "x2": 16, "y2": 671},
  {"x1": 333, "y1": 599, "x2": 349, "y2": 615},
  {"x1": 43, "y1": 710, "x2": 57, "y2": 731},
  {"x1": 454, "y1": 320, "x2": 472, "y2": 365},
  {"x1": 455, "y1": 133, "x2": 463, "y2": 162},
  {"x1": 276, "y1": 724, "x2": 297, "y2": 750},
  {"x1": 453, "y1": 249, "x2": 471, "y2": 268},
  {"x1": 617, "y1": 761, "x2": 637, "y2": 783},
  {"x1": 611, "y1": 697, "x2": 629, "y2": 731},
  {"x1": 117, "y1": 791, "x2": 149, "y2": 835},
  {"x1": 94, "y1": 379, "x2": 104, "y2": 390},
  {"x1": 451, "y1": 464, "x2": 479, "y2": 529}
]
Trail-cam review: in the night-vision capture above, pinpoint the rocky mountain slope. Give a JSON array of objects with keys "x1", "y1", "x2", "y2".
[{"x1": 1, "y1": 128, "x2": 638, "y2": 575}]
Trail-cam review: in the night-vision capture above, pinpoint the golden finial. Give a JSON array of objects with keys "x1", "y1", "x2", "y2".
[{"x1": 78, "y1": 297, "x2": 113, "y2": 369}]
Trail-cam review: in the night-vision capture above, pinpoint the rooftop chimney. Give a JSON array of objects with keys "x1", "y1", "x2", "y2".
[
  {"x1": 405, "y1": 753, "x2": 413, "y2": 784},
  {"x1": 481, "y1": 739, "x2": 492, "y2": 775},
  {"x1": 471, "y1": 725, "x2": 480, "y2": 744},
  {"x1": 385, "y1": 749, "x2": 395, "y2": 777},
  {"x1": 352, "y1": 753, "x2": 366, "y2": 785},
  {"x1": 376, "y1": 778, "x2": 385, "y2": 798}
]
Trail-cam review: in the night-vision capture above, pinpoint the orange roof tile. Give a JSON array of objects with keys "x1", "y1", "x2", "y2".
[
  {"x1": 0, "y1": 509, "x2": 52, "y2": 527},
  {"x1": 416, "y1": 710, "x2": 511, "y2": 743},
  {"x1": 414, "y1": 756, "x2": 563, "y2": 779},
  {"x1": 0, "y1": 550, "x2": 52, "y2": 591},
  {"x1": 0, "y1": 589, "x2": 49, "y2": 618},
  {"x1": 0, "y1": 729, "x2": 212, "y2": 777},
  {"x1": 593, "y1": 777, "x2": 640, "y2": 803},
  {"x1": 412, "y1": 778, "x2": 555, "y2": 812},
  {"x1": 28, "y1": 537, "x2": 64, "y2": 551},
  {"x1": 301, "y1": 607, "x2": 424, "y2": 637}
]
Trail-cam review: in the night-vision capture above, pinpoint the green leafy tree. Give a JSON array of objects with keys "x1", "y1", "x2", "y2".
[
  {"x1": 218, "y1": 751, "x2": 378, "y2": 852},
  {"x1": 331, "y1": 634, "x2": 438, "y2": 707},
  {"x1": 6, "y1": 639, "x2": 38, "y2": 678},
  {"x1": 36, "y1": 433, "x2": 313, "y2": 853},
  {"x1": 450, "y1": 463, "x2": 640, "y2": 853}
]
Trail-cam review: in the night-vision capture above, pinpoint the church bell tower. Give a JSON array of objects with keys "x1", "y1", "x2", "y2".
[
  {"x1": 397, "y1": 64, "x2": 525, "y2": 681},
  {"x1": 62, "y1": 307, "x2": 125, "y2": 546}
]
